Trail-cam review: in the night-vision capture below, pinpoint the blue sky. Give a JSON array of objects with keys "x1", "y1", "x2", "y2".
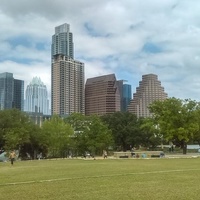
[{"x1": 0, "y1": 0, "x2": 200, "y2": 101}]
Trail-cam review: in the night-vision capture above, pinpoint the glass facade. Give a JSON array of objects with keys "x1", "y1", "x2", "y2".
[
  {"x1": 51, "y1": 23, "x2": 74, "y2": 59},
  {"x1": 13, "y1": 79, "x2": 24, "y2": 111},
  {"x1": 24, "y1": 77, "x2": 50, "y2": 115},
  {"x1": 0, "y1": 72, "x2": 24, "y2": 111},
  {"x1": 122, "y1": 84, "x2": 132, "y2": 112},
  {"x1": 0, "y1": 72, "x2": 14, "y2": 110}
]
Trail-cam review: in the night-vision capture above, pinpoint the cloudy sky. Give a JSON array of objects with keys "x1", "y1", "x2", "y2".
[{"x1": 0, "y1": 0, "x2": 200, "y2": 101}]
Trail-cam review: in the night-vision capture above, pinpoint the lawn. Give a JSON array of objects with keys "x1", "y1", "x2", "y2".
[{"x1": 0, "y1": 157, "x2": 200, "y2": 200}]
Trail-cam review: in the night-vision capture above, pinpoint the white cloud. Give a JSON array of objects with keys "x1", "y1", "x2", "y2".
[{"x1": 0, "y1": 0, "x2": 200, "y2": 101}]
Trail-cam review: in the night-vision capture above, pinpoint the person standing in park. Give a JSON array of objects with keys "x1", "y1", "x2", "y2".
[
  {"x1": 9, "y1": 150, "x2": 16, "y2": 166},
  {"x1": 131, "y1": 147, "x2": 135, "y2": 158},
  {"x1": 103, "y1": 150, "x2": 107, "y2": 159}
]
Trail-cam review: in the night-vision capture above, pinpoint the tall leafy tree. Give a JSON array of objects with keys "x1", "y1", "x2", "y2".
[
  {"x1": 41, "y1": 115, "x2": 74, "y2": 157},
  {"x1": 149, "y1": 98, "x2": 199, "y2": 154},
  {"x1": 66, "y1": 114, "x2": 113, "y2": 156},
  {"x1": 139, "y1": 117, "x2": 162, "y2": 149},
  {"x1": 101, "y1": 112, "x2": 140, "y2": 151},
  {"x1": 84, "y1": 115, "x2": 113, "y2": 156},
  {"x1": 64, "y1": 113, "x2": 91, "y2": 156},
  {"x1": 0, "y1": 109, "x2": 34, "y2": 151},
  {"x1": 19, "y1": 124, "x2": 45, "y2": 159},
  {"x1": 192, "y1": 102, "x2": 200, "y2": 145}
]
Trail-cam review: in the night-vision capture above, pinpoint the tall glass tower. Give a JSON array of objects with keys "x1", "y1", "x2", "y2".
[
  {"x1": 13, "y1": 79, "x2": 24, "y2": 111},
  {"x1": 24, "y1": 77, "x2": 50, "y2": 115},
  {"x1": 0, "y1": 72, "x2": 24, "y2": 111},
  {"x1": 51, "y1": 23, "x2": 74, "y2": 59},
  {"x1": 0, "y1": 72, "x2": 14, "y2": 110},
  {"x1": 122, "y1": 84, "x2": 132, "y2": 112}
]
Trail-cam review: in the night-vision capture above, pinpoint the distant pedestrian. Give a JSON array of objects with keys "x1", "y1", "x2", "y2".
[
  {"x1": 103, "y1": 150, "x2": 107, "y2": 159},
  {"x1": 9, "y1": 150, "x2": 16, "y2": 165},
  {"x1": 131, "y1": 147, "x2": 135, "y2": 158}
]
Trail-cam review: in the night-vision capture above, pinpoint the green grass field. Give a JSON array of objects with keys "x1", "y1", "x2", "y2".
[{"x1": 0, "y1": 157, "x2": 200, "y2": 200}]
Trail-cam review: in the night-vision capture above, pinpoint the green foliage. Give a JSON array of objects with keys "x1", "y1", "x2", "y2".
[
  {"x1": 101, "y1": 112, "x2": 140, "y2": 151},
  {"x1": 1, "y1": 104, "x2": 200, "y2": 158},
  {"x1": 149, "y1": 98, "x2": 200, "y2": 153},
  {"x1": 64, "y1": 112, "x2": 87, "y2": 131},
  {"x1": 0, "y1": 109, "x2": 36, "y2": 151},
  {"x1": 41, "y1": 115, "x2": 74, "y2": 157},
  {"x1": 139, "y1": 117, "x2": 162, "y2": 149},
  {"x1": 84, "y1": 115, "x2": 113, "y2": 155},
  {"x1": 66, "y1": 114, "x2": 113, "y2": 156}
]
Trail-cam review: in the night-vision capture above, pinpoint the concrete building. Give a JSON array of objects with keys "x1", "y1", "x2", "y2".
[
  {"x1": 128, "y1": 74, "x2": 167, "y2": 117},
  {"x1": 85, "y1": 74, "x2": 121, "y2": 116},
  {"x1": 51, "y1": 23, "x2": 85, "y2": 116},
  {"x1": 0, "y1": 72, "x2": 24, "y2": 111},
  {"x1": 24, "y1": 77, "x2": 50, "y2": 115}
]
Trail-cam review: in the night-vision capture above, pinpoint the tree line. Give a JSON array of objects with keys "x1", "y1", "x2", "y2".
[{"x1": 0, "y1": 97, "x2": 200, "y2": 159}]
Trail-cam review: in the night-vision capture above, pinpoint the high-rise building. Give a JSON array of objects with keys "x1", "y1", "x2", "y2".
[
  {"x1": 52, "y1": 55, "x2": 85, "y2": 116},
  {"x1": 52, "y1": 23, "x2": 74, "y2": 59},
  {"x1": 0, "y1": 72, "x2": 24, "y2": 111},
  {"x1": 24, "y1": 77, "x2": 50, "y2": 115},
  {"x1": 122, "y1": 84, "x2": 132, "y2": 112},
  {"x1": 0, "y1": 72, "x2": 13, "y2": 110},
  {"x1": 51, "y1": 23, "x2": 85, "y2": 116},
  {"x1": 13, "y1": 79, "x2": 24, "y2": 111},
  {"x1": 128, "y1": 74, "x2": 167, "y2": 117},
  {"x1": 85, "y1": 74, "x2": 121, "y2": 116},
  {"x1": 115, "y1": 81, "x2": 132, "y2": 112}
]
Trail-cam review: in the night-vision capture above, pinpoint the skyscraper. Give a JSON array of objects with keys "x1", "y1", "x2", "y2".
[
  {"x1": 52, "y1": 23, "x2": 74, "y2": 59},
  {"x1": 85, "y1": 74, "x2": 121, "y2": 116},
  {"x1": 122, "y1": 84, "x2": 132, "y2": 112},
  {"x1": 13, "y1": 79, "x2": 24, "y2": 111},
  {"x1": 24, "y1": 77, "x2": 50, "y2": 115},
  {"x1": 51, "y1": 23, "x2": 85, "y2": 116},
  {"x1": 0, "y1": 72, "x2": 13, "y2": 110},
  {"x1": 0, "y1": 72, "x2": 24, "y2": 111},
  {"x1": 128, "y1": 74, "x2": 167, "y2": 117}
]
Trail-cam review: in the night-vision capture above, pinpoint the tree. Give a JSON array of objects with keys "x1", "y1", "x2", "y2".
[
  {"x1": 139, "y1": 117, "x2": 163, "y2": 150},
  {"x1": 101, "y1": 112, "x2": 140, "y2": 151},
  {"x1": 66, "y1": 114, "x2": 113, "y2": 156},
  {"x1": 41, "y1": 115, "x2": 74, "y2": 157},
  {"x1": 0, "y1": 109, "x2": 35, "y2": 151},
  {"x1": 192, "y1": 102, "x2": 200, "y2": 145},
  {"x1": 19, "y1": 124, "x2": 44, "y2": 160},
  {"x1": 64, "y1": 113, "x2": 87, "y2": 131},
  {"x1": 64, "y1": 113, "x2": 91, "y2": 156},
  {"x1": 84, "y1": 115, "x2": 113, "y2": 156},
  {"x1": 149, "y1": 98, "x2": 199, "y2": 154}
]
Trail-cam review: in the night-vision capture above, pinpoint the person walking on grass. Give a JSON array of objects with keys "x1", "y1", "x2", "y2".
[{"x1": 9, "y1": 150, "x2": 16, "y2": 166}]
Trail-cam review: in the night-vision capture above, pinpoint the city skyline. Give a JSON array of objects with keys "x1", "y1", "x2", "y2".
[{"x1": 0, "y1": 1, "x2": 200, "y2": 101}]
